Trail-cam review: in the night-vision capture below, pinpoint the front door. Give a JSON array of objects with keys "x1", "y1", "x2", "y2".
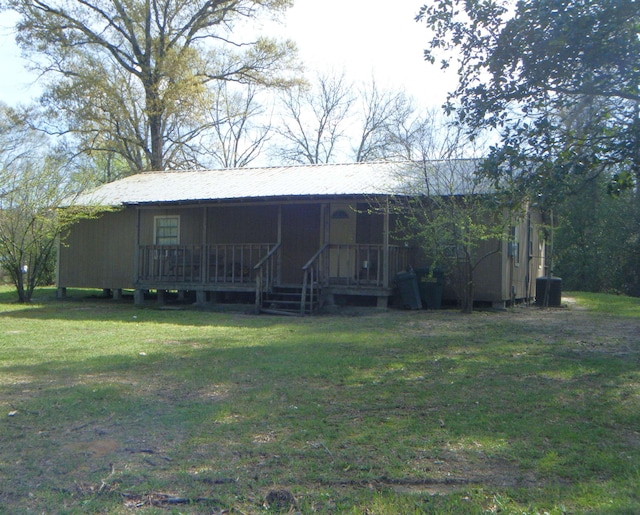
[{"x1": 328, "y1": 203, "x2": 357, "y2": 282}]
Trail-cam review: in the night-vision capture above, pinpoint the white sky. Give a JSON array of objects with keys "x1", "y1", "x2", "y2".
[{"x1": 0, "y1": 0, "x2": 455, "y2": 107}]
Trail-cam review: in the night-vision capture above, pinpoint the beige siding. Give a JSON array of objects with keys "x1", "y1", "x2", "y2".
[
  {"x1": 472, "y1": 239, "x2": 505, "y2": 302},
  {"x1": 58, "y1": 208, "x2": 136, "y2": 289}
]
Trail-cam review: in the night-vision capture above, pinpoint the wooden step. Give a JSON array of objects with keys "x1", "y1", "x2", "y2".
[{"x1": 260, "y1": 285, "x2": 320, "y2": 316}]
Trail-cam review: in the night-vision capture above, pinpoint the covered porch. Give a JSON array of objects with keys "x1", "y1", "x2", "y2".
[
  {"x1": 127, "y1": 199, "x2": 415, "y2": 313},
  {"x1": 134, "y1": 241, "x2": 413, "y2": 313}
]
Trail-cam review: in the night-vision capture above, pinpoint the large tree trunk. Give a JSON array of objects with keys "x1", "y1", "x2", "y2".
[
  {"x1": 149, "y1": 111, "x2": 164, "y2": 171},
  {"x1": 462, "y1": 259, "x2": 474, "y2": 314}
]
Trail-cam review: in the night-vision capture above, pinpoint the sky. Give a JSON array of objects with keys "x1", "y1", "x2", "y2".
[{"x1": 0, "y1": 0, "x2": 455, "y2": 107}]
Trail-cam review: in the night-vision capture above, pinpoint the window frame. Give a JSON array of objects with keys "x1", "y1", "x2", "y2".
[{"x1": 154, "y1": 215, "x2": 180, "y2": 245}]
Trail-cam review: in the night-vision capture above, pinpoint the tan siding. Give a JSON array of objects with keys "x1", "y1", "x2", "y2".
[
  {"x1": 472, "y1": 239, "x2": 505, "y2": 302},
  {"x1": 58, "y1": 208, "x2": 136, "y2": 289}
]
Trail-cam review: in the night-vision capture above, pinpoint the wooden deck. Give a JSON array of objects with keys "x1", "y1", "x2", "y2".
[{"x1": 135, "y1": 243, "x2": 413, "y2": 313}]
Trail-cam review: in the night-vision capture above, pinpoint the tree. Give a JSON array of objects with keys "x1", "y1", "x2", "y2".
[
  {"x1": 403, "y1": 163, "x2": 516, "y2": 313},
  {"x1": 554, "y1": 171, "x2": 638, "y2": 294},
  {"x1": 417, "y1": 0, "x2": 640, "y2": 294},
  {"x1": 0, "y1": 104, "x2": 89, "y2": 302},
  {"x1": 202, "y1": 82, "x2": 273, "y2": 169},
  {"x1": 352, "y1": 79, "x2": 414, "y2": 162},
  {"x1": 417, "y1": 0, "x2": 640, "y2": 196},
  {"x1": 7, "y1": 0, "x2": 298, "y2": 173},
  {"x1": 273, "y1": 71, "x2": 354, "y2": 164},
  {"x1": 390, "y1": 119, "x2": 512, "y2": 313}
]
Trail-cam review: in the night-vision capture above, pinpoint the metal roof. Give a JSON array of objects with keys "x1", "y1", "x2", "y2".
[{"x1": 69, "y1": 160, "x2": 483, "y2": 207}]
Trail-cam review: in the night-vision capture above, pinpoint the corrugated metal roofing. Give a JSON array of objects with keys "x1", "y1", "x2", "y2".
[{"x1": 70, "y1": 160, "x2": 482, "y2": 207}]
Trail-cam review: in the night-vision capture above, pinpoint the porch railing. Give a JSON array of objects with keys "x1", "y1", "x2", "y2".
[
  {"x1": 306, "y1": 243, "x2": 413, "y2": 288},
  {"x1": 207, "y1": 243, "x2": 273, "y2": 284},
  {"x1": 138, "y1": 243, "x2": 275, "y2": 285},
  {"x1": 138, "y1": 245, "x2": 204, "y2": 283}
]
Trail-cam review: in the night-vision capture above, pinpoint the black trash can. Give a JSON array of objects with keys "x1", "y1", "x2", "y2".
[
  {"x1": 535, "y1": 276, "x2": 562, "y2": 307},
  {"x1": 395, "y1": 271, "x2": 422, "y2": 310},
  {"x1": 415, "y1": 267, "x2": 444, "y2": 309}
]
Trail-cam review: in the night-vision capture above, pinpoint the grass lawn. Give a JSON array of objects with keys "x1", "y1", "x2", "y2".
[{"x1": 1, "y1": 287, "x2": 639, "y2": 514}]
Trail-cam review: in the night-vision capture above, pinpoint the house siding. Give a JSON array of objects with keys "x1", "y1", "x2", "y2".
[
  {"x1": 58, "y1": 208, "x2": 136, "y2": 289},
  {"x1": 208, "y1": 205, "x2": 278, "y2": 243},
  {"x1": 139, "y1": 207, "x2": 203, "y2": 245},
  {"x1": 57, "y1": 194, "x2": 545, "y2": 307}
]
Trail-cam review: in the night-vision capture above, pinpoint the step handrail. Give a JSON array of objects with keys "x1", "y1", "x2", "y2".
[
  {"x1": 300, "y1": 243, "x2": 329, "y2": 315},
  {"x1": 302, "y1": 243, "x2": 329, "y2": 271},
  {"x1": 254, "y1": 242, "x2": 282, "y2": 312},
  {"x1": 254, "y1": 242, "x2": 282, "y2": 271}
]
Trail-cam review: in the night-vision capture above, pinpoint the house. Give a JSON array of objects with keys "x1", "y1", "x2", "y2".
[{"x1": 56, "y1": 161, "x2": 545, "y2": 313}]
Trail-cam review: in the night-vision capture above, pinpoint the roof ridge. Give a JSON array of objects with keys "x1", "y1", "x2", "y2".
[{"x1": 141, "y1": 160, "x2": 415, "y2": 175}]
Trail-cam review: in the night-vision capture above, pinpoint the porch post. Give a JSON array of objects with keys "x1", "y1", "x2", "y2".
[
  {"x1": 134, "y1": 207, "x2": 144, "y2": 306},
  {"x1": 134, "y1": 206, "x2": 141, "y2": 285},
  {"x1": 202, "y1": 206, "x2": 208, "y2": 286},
  {"x1": 196, "y1": 290, "x2": 207, "y2": 305},
  {"x1": 134, "y1": 289, "x2": 145, "y2": 305},
  {"x1": 277, "y1": 205, "x2": 282, "y2": 284},
  {"x1": 383, "y1": 197, "x2": 390, "y2": 288}
]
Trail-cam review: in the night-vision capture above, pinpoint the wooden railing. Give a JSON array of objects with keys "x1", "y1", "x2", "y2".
[
  {"x1": 306, "y1": 244, "x2": 412, "y2": 288},
  {"x1": 298, "y1": 243, "x2": 413, "y2": 315},
  {"x1": 138, "y1": 243, "x2": 275, "y2": 285},
  {"x1": 254, "y1": 242, "x2": 282, "y2": 312},
  {"x1": 300, "y1": 243, "x2": 328, "y2": 315},
  {"x1": 138, "y1": 245, "x2": 203, "y2": 283},
  {"x1": 207, "y1": 243, "x2": 273, "y2": 284}
]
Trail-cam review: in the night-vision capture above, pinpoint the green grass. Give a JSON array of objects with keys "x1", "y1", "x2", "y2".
[{"x1": 1, "y1": 287, "x2": 639, "y2": 513}]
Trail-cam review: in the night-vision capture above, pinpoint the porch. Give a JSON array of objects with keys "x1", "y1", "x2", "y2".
[{"x1": 135, "y1": 242, "x2": 413, "y2": 313}]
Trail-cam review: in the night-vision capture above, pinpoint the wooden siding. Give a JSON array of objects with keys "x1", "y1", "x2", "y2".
[
  {"x1": 58, "y1": 208, "x2": 137, "y2": 289},
  {"x1": 208, "y1": 205, "x2": 278, "y2": 243},
  {"x1": 356, "y1": 203, "x2": 384, "y2": 244},
  {"x1": 139, "y1": 207, "x2": 203, "y2": 245}
]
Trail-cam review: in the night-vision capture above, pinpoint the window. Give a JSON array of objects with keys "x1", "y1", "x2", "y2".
[
  {"x1": 331, "y1": 209, "x2": 349, "y2": 219},
  {"x1": 509, "y1": 226, "x2": 520, "y2": 266},
  {"x1": 154, "y1": 216, "x2": 180, "y2": 245}
]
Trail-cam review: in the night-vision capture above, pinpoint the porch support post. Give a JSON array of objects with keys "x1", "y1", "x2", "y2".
[
  {"x1": 134, "y1": 206, "x2": 141, "y2": 285},
  {"x1": 112, "y1": 289, "x2": 122, "y2": 301},
  {"x1": 134, "y1": 289, "x2": 145, "y2": 305},
  {"x1": 202, "y1": 207, "x2": 208, "y2": 286},
  {"x1": 377, "y1": 295, "x2": 388, "y2": 309},
  {"x1": 277, "y1": 205, "x2": 282, "y2": 284},
  {"x1": 383, "y1": 198, "x2": 390, "y2": 288},
  {"x1": 196, "y1": 290, "x2": 207, "y2": 305}
]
